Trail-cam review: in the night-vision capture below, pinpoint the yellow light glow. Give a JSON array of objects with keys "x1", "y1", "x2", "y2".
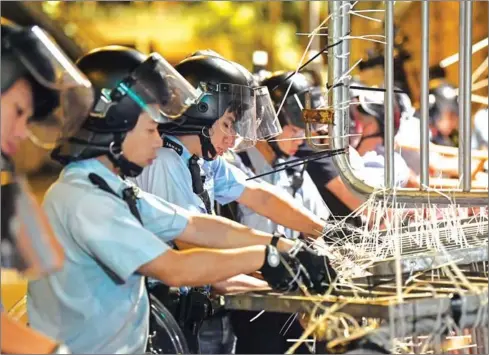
[
  {"x1": 231, "y1": 5, "x2": 255, "y2": 27},
  {"x1": 208, "y1": 1, "x2": 232, "y2": 16},
  {"x1": 45, "y1": 0, "x2": 61, "y2": 10},
  {"x1": 42, "y1": 1, "x2": 61, "y2": 17}
]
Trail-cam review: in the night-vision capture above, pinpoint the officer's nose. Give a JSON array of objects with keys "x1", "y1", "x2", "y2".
[{"x1": 154, "y1": 131, "x2": 163, "y2": 148}]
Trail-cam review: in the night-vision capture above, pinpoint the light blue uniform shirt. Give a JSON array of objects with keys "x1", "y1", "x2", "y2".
[
  {"x1": 225, "y1": 147, "x2": 331, "y2": 239},
  {"x1": 27, "y1": 159, "x2": 190, "y2": 354},
  {"x1": 134, "y1": 136, "x2": 248, "y2": 214}
]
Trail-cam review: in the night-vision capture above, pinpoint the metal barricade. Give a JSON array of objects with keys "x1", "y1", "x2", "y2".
[{"x1": 312, "y1": 1, "x2": 488, "y2": 206}]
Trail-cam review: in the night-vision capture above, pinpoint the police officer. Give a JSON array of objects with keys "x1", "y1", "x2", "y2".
[
  {"x1": 219, "y1": 70, "x2": 333, "y2": 354},
  {"x1": 295, "y1": 82, "x2": 412, "y2": 232},
  {"x1": 348, "y1": 88, "x2": 410, "y2": 187},
  {"x1": 27, "y1": 46, "x2": 326, "y2": 354},
  {"x1": 1, "y1": 21, "x2": 94, "y2": 354},
  {"x1": 225, "y1": 71, "x2": 331, "y2": 239},
  {"x1": 133, "y1": 54, "x2": 337, "y2": 353},
  {"x1": 428, "y1": 81, "x2": 460, "y2": 147}
]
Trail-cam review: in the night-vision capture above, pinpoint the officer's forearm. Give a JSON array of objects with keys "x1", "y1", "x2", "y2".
[
  {"x1": 238, "y1": 184, "x2": 325, "y2": 238},
  {"x1": 177, "y1": 213, "x2": 295, "y2": 252},
  {"x1": 138, "y1": 246, "x2": 267, "y2": 287},
  {"x1": 211, "y1": 274, "x2": 270, "y2": 295},
  {"x1": 1, "y1": 312, "x2": 59, "y2": 354}
]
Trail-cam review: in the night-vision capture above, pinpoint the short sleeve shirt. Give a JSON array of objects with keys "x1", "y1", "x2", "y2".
[
  {"x1": 134, "y1": 136, "x2": 248, "y2": 214},
  {"x1": 27, "y1": 159, "x2": 189, "y2": 354}
]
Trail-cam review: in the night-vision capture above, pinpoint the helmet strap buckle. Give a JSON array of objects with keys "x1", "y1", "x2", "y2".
[{"x1": 91, "y1": 89, "x2": 117, "y2": 118}]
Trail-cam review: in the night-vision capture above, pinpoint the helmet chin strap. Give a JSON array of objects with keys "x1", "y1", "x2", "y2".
[
  {"x1": 199, "y1": 127, "x2": 217, "y2": 161},
  {"x1": 107, "y1": 134, "x2": 144, "y2": 178},
  {"x1": 268, "y1": 139, "x2": 289, "y2": 162},
  {"x1": 1, "y1": 151, "x2": 15, "y2": 172},
  {"x1": 355, "y1": 132, "x2": 384, "y2": 150}
]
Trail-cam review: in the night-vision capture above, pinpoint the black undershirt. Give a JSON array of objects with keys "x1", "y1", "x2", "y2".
[{"x1": 295, "y1": 144, "x2": 363, "y2": 227}]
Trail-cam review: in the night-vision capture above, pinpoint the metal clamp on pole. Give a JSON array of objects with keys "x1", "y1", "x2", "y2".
[{"x1": 302, "y1": 91, "x2": 335, "y2": 151}]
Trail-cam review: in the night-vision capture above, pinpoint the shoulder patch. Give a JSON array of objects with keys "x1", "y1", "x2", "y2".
[{"x1": 163, "y1": 137, "x2": 184, "y2": 156}]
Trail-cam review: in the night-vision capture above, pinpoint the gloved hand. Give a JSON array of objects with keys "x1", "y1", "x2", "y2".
[
  {"x1": 259, "y1": 245, "x2": 301, "y2": 292},
  {"x1": 291, "y1": 241, "x2": 337, "y2": 294},
  {"x1": 322, "y1": 222, "x2": 360, "y2": 245}
]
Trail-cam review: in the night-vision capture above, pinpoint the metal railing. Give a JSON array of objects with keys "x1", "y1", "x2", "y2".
[{"x1": 323, "y1": 0, "x2": 487, "y2": 206}]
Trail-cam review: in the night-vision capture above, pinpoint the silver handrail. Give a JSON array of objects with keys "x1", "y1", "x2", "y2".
[{"x1": 420, "y1": 0, "x2": 430, "y2": 190}]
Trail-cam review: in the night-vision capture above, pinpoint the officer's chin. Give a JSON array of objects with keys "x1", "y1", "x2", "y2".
[
  {"x1": 213, "y1": 145, "x2": 225, "y2": 157},
  {"x1": 281, "y1": 145, "x2": 295, "y2": 156},
  {"x1": 145, "y1": 156, "x2": 157, "y2": 165}
]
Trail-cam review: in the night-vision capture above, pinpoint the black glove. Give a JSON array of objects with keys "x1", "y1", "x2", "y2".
[
  {"x1": 259, "y1": 245, "x2": 301, "y2": 292},
  {"x1": 293, "y1": 241, "x2": 337, "y2": 294}
]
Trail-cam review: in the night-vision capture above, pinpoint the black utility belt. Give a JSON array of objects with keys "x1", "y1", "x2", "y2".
[
  {"x1": 176, "y1": 288, "x2": 226, "y2": 319},
  {"x1": 151, "y1": 284, "x2": 223, "y2": 325}
]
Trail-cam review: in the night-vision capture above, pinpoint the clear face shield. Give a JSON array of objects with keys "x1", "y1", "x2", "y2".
[
  {"x1": 91, "y1": 53, "x2": 202, "y2": 124},
  {"x1": 207, "y1": 83, "x2": 257, "y2": 152},
  {"x1": 5, "y1": 26, "x2": 95, "y2": 150},
  {"x1": 1, "y1": 168, "x2": 63, "y2": 279},
  {"x1": 255, "y1": 86, "x2": 282, "y2": 140}
]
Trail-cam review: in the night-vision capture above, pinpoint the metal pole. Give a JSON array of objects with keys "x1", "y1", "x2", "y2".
[
  {"x1": 341, "y1": 1, "x2": 351, "y2": 150},
  {"x1": 461, "y1": 0, "x2": 473, "y2": 191},
  {"x1": 420, "y1": 1, "x2": 430, "y2": 189},
  {"x1": 458, "y1": 1, "x2": 465, "y2": 188},
  {"x1": 328, "y1": 0, "x2": 347, "y2": 151},
  {"x1": 328, "y1": 0, "x2": 381, "y2": 201},
  {"x1": 384, "y1": 0, "x2": 395, "y2": 189}
]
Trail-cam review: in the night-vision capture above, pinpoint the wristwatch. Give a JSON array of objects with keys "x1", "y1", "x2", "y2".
[
  {"x1": 321, "y1": 223, "x2": 334, "y2": 236},
  {"x1": 266, "y1": 245, "x2": 280, "y2": 268}
]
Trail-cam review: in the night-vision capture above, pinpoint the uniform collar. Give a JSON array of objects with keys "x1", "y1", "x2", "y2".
[{"x1": 63, "y1": 158, "x2": 129, "y2": 197}]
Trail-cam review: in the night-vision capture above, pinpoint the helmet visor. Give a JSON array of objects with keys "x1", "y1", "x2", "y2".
[
  {"x1": 255, "y1": 86, "x2": 282, "y2": 140},
  {"x1": 142, "y1": 53, "x2": 202, "y2": 120},
  {"x1": 91, "y1": 53, "x2": 202, "y2": 125},
  {"x1": 214, "y1": 83, "x2": 257, "y2": 151},
  {"x1": 8, "y1": 26, "x2": 94, "y2": 149}
]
